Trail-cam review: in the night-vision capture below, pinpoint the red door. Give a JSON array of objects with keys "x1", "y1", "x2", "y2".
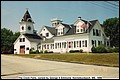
[{"x1": 20, "y1": 46, "x2": 25, "y2": 54}]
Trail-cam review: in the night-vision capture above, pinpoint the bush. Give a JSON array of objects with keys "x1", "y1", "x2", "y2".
[
  {"x1": 69, "y1": 50, "x2": 80, "y2": 53},
  {"x1": 112, "y1": 47, "x2": 119, "y2": 52},
  {"x1": 91, "y1": 46, "x2": 96, "y2": 53},
  {"x1": 79, "y1": 49, "x2": 83, "y2": 53},
  {"x1": 44, "y1": 50, "x2": 48, "y2": 53},
  {"x1": 36, "y1": 50, "x2": 39, "y2": 53},
  {"x1": 91, "y1": 45, "x2": 107, "y2": 53}
]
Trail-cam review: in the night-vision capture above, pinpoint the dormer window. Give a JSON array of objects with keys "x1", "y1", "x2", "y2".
[{"x1": 46, "y1": 33, "x2": 49, "y2": 37}]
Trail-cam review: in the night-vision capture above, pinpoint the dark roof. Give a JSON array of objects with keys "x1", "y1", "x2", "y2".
[
  {"x1": 61, "y1": 23, "x2": 71, "y2": 28},
  {"x1": 45, "y1": 26, "x2": 56, "y2": 35},
  {"x1": 65, "y1": 20, "x2": 98, "y2": 35},
  {"x1": 65, "y1": 24, "x2": 76, "y2": 35},
  {"x1": 21, "y1": 10, "x2": 34, "y2": 23},
  {"x1": 23, "y1": 34, "x2": 42, "y2": 42},
  {"x1": 41, "y1": 38, "x2": 54, "y2": 43},
  {"x1": 86, "y1": 20, "x2": 98, "y2": 33}
]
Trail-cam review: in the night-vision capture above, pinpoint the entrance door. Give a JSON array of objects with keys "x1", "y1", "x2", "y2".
[{"x1": 20, "y1": 45, "x2": 25, "y2": 54}]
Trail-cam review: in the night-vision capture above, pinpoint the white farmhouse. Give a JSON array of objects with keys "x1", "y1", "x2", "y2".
[
  {"x1": 39, "y1": 17, "x2": 110, "y2": 53},
  {"x1": 14, "y1": 10, "x2": 110, "y2": 54}
]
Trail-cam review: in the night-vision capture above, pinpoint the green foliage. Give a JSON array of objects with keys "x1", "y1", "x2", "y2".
[
  {"x1": 44, "y1": 50, "x2": 48, "y2": 53},
  {"x1": 91, "y1": 45, "x2": 107, "y2": 53},
  {"x1": 91, "y1": 46, "x2": 96, "y2": 53},
  {"x1": 91, "y1": 45, "x2": 119, "y2": 53},
  {"x1": 103, "y1": 17, "x2": 119, "y2": 47},
  {"x1": 79, "y1": 49, "x2": 83, "y2": 53},
  {"x1": 69, "y1": 50, "x2": 80, "y2": 53},
  {"x1": 1, "y1": 28, "x2": 20, "y2": 54}
]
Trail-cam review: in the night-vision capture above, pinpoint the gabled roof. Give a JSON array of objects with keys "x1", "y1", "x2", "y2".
[
  {"x1": 61, "y1": 23, "x2": 71, "y2": 28},
  {"x1": 86, "y1": 19, "x2": 98, "y2": 33},
  {"x1": 21, "y1": 10, "x2": 34, "y2": 23},
  {"x1": 23, "y1": 34, "x2": 42, "y2": 42},
  {"x1": 45, "y1": 26, "x2": 56, "y2": 35},
  {"x1": 65, "y1": 24, "x2": 76, "y2": 35},
  {"x1": 65, "y1": 20, "x2": 98, "y2": 35}
]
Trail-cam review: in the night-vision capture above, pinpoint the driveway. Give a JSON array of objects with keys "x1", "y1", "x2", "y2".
[{"x1": 1, "y1": 55, "x2": 119, "y2": 79}]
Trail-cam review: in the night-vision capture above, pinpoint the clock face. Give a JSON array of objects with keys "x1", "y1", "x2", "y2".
[{"x1": 28, "y1": 26, "x2": 31, "y2": 30}]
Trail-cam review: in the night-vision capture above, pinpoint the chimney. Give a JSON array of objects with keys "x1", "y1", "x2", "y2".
[{"x1": 78, "y1": 17, "x2": 81, "y2": 19}]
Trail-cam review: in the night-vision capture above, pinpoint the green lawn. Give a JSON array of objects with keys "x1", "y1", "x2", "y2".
[{"x1": 5, "y1": 53, "x2": 119, "y2": 67}]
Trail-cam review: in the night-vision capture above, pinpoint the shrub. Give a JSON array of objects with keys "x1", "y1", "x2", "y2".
[
  {"x1": 44, "y1": 50, "x2": 48, "y2": 53},
  {"x1": 91, "y1": 46, "x2": 96, "y2": 53},
  {"x1": 36, "y1": 50, "x2": 39, "y2": 53},
  {"x1": 91, "y1": 45, "x2": 107, "y2": 53},
  {"x1": 112, "y1": 47, "x2": 119, "y2": 52},
  {"x1": 79, "y1": 49, "x2": 83, "y2": 53},
  {"x1": 40, "y1": 51, "x2": 43, "y2": 53},
  {"x1": 49, "y1": 51, "x2": 53, "y2": 53},
  {"x1": 69, "y1": 50, "x2": 79, "y2": 53}
]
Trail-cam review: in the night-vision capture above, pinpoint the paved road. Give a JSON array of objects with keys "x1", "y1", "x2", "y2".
[{"x1": 1, "y1": 55, "x2": 119, "y2": 79}]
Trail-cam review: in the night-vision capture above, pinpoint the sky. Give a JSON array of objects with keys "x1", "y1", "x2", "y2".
[{"x1": 1, "y1": 1, "x2": 119, "y2": 33}]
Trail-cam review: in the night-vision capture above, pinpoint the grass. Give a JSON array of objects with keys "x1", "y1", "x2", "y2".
[{"x1": 3, "y1": 53, "x2": 119, "y2": 67}]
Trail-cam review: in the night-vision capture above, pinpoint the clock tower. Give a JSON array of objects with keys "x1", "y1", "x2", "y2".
[{"x1": 19, "y1": 9, "x2": 35, "y2": 34}]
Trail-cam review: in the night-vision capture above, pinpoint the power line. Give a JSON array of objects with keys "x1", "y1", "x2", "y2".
[
  {"x1": 89, "y1": 1, "x2": 117, "y2": 12},
  {"x1": 105, "y1": 1, "x2": 119, "y2": 7},
  {"x1": 103, "y1": 1, "x2": 118, "y2": 9}
]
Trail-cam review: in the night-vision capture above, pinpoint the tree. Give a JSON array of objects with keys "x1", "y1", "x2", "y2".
[
  {"x1": 1, "y1": 28, "x2": 13, "y2": 53},
  {"x1": 103, "y1": 17, "x2": 119, "y2": 47},
  {"x1": 1, "y1": 28, "x2": 20, "y2": 54},
  {"x1": 12, "y1": 32, "x2": 20, "y2": 43}
]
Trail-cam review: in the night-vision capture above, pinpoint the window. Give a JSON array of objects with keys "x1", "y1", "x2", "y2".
[
  {"x1": 98, "y1": 41, "x2": 100, "y2": 45},
  {"x1": 23, "y1": 38, "x2": 25, "y2": 42},
  {"x1": 96, "y1": 29, "x2": 99, "y2": 36},
  {"x1": 77, "y1": 41, "x2": 79, "y2": 47},
  {"x1": 92, "y1": 40, "x2": 94, "y2": 46},
  {"x1": 74, "y1": 41, "x2": 76, "y2": 48},
  {"x1": 61, "y1": 32, "x2": 63, "y2": 35},
  {"x1": 68, "y1": 42, "x2": 71, "y2": 48},
  {"x1": 79, "y1": 41, "x2": 81, "y2": 47},
  {"x1": 64, "y1": 42, "x2": 66, "y2": 48},
  {"x1": 95, "y1": 40, "x2": 96, "y2": 47},
  {"x1": 85, "y1": 40, "x2": 87, "y2": 47},
  {"x1": 60, "y1": 43, "x2": 61, "y2": 48},
  {"x1": 81, "y1": 29, "x2": 83, "y2": 32},
  {"x1": 58, "y1": 43, "x2": 59, "y2": 48},
  {"x1": 77, "y1": 29, "x2": 79, "y2": 32},
  {"x1": 26, "y1": 47, "x2": 29, "y2": 50},
  {"x1": 20, "y1": 38, "x2": 22, "y2": 42},
  {"x1": 82, "y1": 41, "x2": 84, "y2": 47},
  {"x1": 28, "y1": 26, "x2": 31, "y2": 30},
  {"x1": 14, "y1": 49, "x2": 16, "y2": 51},
  {"x1": 40, "y1": 34, "x2": 42, "y2": 36},
  {"x1": 47, "y1": 44, "x2": 49, "y2": 49},
  {"x1": 46, "y1": 33, "x2": 49, "y2": 37},
  {"x1": 83, "y1": 28, "x2": 85, "y2": 32},
  {"x1": 99, "y1": 30, "x2": 101, "y2": 36},
  {"x1": 22, "y1": 26, "x2": 24, "y2": 30},
  {"x1": 93, "y1": 29, "x2": 95, "y2": 36},
  {"x1": 55, "y1": 43, "x2": 57, "y2": 49}
]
